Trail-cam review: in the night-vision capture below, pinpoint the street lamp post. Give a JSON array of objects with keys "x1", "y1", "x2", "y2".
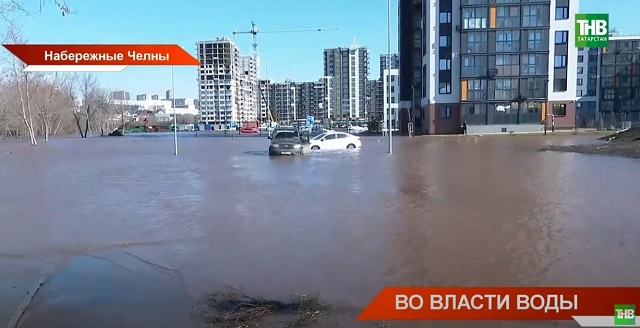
[
  {"x1": 386, "y1": 0, "x2": 392, "y2": 154},
  {"x1": 171, "y1": 65, "x2": 178, "y2": 155}
]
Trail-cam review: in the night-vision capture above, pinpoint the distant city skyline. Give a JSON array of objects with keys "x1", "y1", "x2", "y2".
[{"x1": 11, "y1": 0, "x2": 636, "y2": 99}]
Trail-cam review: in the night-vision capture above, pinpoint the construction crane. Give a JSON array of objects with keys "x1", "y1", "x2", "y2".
[{"x1": 232, "y1": 22, "x2": 338, "y2": 125}]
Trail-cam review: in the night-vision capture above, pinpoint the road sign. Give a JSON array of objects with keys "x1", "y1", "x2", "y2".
[
  {"x1": 228, "y1": 121, "x2": 237, "y2": 128},
  {"x1": 306, "y1": 116, "x2": 314, "y2": 127}
]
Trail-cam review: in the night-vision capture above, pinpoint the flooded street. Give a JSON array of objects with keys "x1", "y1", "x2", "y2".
[{"x1": 1, "y1": 133, "x2": 640, "y2": 328}]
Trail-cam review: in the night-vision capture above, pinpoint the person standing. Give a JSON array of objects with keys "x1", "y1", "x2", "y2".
[{"x1": 462, "y1": 121, "x2": 468, "y2": 135}]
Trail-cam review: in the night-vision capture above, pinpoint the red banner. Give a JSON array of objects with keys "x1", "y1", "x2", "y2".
[
  {"x1": 357, "y1": 287, "x2": 640, "y2": 321},
  {"x1": 2, "y1": 44, "x2": 199, "y2": 66}
]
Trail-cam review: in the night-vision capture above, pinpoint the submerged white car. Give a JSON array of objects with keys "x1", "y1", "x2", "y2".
[{"x1": 309, "y1": 132, "x2": 361, "y2": 150}]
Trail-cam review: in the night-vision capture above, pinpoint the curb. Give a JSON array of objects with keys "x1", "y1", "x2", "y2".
[{"x1": 3, "y1": 276, "x2": 46, "y2": 328}]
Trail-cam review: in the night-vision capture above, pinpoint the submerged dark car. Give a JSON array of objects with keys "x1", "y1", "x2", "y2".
[{"x1": 268, "y1": 129, "x2": 304, "y2": 156}]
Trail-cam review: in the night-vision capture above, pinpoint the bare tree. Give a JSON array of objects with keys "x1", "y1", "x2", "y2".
[
  {"x1": 31, "y1": 72, "x2": 67, "y2": 141},
  {"x1": 90, "y1": 88, "x2": 119, "y2": 136},
  {"x1": 66, "y1": 73, "x2": 106, "y2": 138},
  {"x1": 3, "y1": 26, "x2": 38, "y2": 145},
  {"x1": 0, "y1": 0, "x2": 71, "y2": 19}
]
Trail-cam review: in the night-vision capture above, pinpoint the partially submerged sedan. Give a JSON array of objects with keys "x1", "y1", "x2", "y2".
[{"x1": 309, "y1": 131, "x2": 361, "y2": 151}]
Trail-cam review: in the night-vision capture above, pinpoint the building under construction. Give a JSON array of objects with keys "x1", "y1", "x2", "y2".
[{"x1": 196, "y1": 38, "x2": 259, "y2": 129}]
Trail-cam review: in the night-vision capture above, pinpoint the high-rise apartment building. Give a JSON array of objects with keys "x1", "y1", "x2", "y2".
[
  {"x1": 110, "y1": 90, "x2": 130, "y2": 101},
  {"x1": 575, "y1": 46, "x2": 599, "y2": 127},
  {"x1": 295, "y1": 80, "x2": 326, "y2": 122},
  {"x1": 399, "y1": 0, "x2": 579, "y2": 135},
  {"x1": 259, "y1": 79, "x2": 272, "y2": 122},
  {"x1": 576, "y1": 35, "x2": 640, "y2": 129},
  {"x1": 238, "y1": 55, "x2": 259, "y2": 122},
  {"x1": 196, "y1": 38, "x2": 260, "y2": 127},
  {"x1": 261, "y1": 79, "x2": 328, "y2": 124},
  {"x1": 269, "y1": 81, "x2": 296, "y2": 123},
  {"x1": 383, "y1": 69, "x2": 400, "y2": 129},
  {"x1": 197, "y1": 38, "x2": 239, "y2": 127},
  {"x1": 380, "y1": 53, "x2": 400, "y2": 74},
  {"x1": 323, "y1": 46, "x2": 370, "y2": 122},
  {"x1": 368, "y1": 79, "x2": 384, "y2": 121}
]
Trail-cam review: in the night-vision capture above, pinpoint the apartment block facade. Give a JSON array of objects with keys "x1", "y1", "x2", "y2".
[
  {"x1": 323, "y1": 46, "x2": 371, "y2": 122},
  {"x1": 380, "y1": 53, "x2": 400, "y2": 74},
  {"x1": 295, "y1": 80, "x2": 327, "y2": 122},
  {"x1": 196, "y1": 38, "x2": 260, "y2": 128},
  {"x1": 575, "y1": 35, "x2": 640, "y2": 128},
  {"x1": 261, "y1": 79, "x2": 327, "y2": 124},
  {"x1": 259, "y1": 79, "x2": 272, "y2": 122},
  {"x1": 383, "y1": 69, "x2": 401, "y2": 129},
  {"x1": 238, "y1": 55, "x2": 259, "y2": 122},
  {"x1": 367, "y1": 79, "x2": 384, "y2": 121},
  {"x1": 575, "y1": 46, "x2": 599, "y2": 127},
  {"x1": 399, "y1": 0, "x2": 579, "y2": 135}
]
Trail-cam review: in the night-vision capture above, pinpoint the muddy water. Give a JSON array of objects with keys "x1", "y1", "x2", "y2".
[{"x1": 1, "y1": 133, "x2": 639, "y2": 328}]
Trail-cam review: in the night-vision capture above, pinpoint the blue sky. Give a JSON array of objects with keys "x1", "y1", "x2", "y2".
[{"x1": 10, "y1": 0, "x2": 637, "y2": 99}]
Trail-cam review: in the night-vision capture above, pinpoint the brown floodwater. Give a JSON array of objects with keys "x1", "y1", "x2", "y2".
[{"x1": 1, "y1": 133, "x2": 639, "y2": 328}]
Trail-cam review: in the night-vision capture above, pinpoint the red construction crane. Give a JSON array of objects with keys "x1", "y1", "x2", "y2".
[{"x1": 232, "y1": 21, "x2": 338, "y2": 54}]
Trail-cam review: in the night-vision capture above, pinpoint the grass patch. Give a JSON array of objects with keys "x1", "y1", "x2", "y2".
[{"x1": 203, "y1": 291, "x2": 328, "y2": 328}]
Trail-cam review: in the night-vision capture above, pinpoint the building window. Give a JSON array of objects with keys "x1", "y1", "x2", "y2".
[
  {"x1": 527, "y1": 30, "x2": 544, "y2": 51},
  {"x1": 439, "y1": 106, "x2": 452, "y2": 118},
  {"x1": 576, "y1": 89, "x2": 583, "y2": 97},
  {"x1": 496, "y1": 30, "x2": 520, "y2": 52},
  {"x1": 439, "y1": 82, "x2": 451, "y2": 94},
  {"x1": 521, "y1": 54, "x2": 546, "y2": 75},
  {"x1": 577, "y1": 55, "x2": 584, "y2": 63},
  {"x1": 555, "y1": 6, "x2": 569, "y2": 20},
  {"x1": 553, "y1": 78, "x2": 567, "y2": 92},
  {"x1": 495, "y1": 54, "x2": 519, "y2": 76},
  {"x1": 554, "y1": 31, "x2": 568, "y2": 44},
  {"x1": 462, "y1": 55, "x2": 487, "y2": 78},
  {"x1": 439, "y1": 35, "x2": 450, "y2": 47},
  {"x1": 577, "y1": 78, "x2": 583, "y2": 86},
  {"x1": 467, "y1": 79, "x2": 487, "y2": 100},
  {"x1": 603, "y1": 88, "x2": 615, "y2": 99},
  {"x1": 494, "y1": 78, "x2": 519, "y2": 100},
  {"x1": 439, "y1": 12, "x2": 452, "y2": 24},
  {"x1": 552, "y1": 103, "x2": 567, "y2": 116},
  {"x1": 465, "y1": 32, "x2": 488, "y2": 53},
  {"x1": 462, "y1": 7, "x2": 487, "y2": 29},
  {"x1": 522, "y1": 5, "x2": 547, "y2": 27},
  {"x1": 522, "y1": 78, "x2": 547, "y2": 98},
  {"x1": 577, "y1": 67, "x2": 584, "y2": 74},
  {"x1": 439, "y1": 59, "x2": 451, "y2": 70},
  {"x1": 496, "y1": 6, "x2": 519, "y2": 27},
  {"x1": 554, "y1": 55, "x2": 567, "y2": 68}
]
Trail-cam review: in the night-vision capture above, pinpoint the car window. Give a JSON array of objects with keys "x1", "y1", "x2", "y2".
[
  {"x1": 312, "y1": 133, "x2": 326, "y2": 140},
  {"x1": 274, "y1": 131, "x2": 298, "y2": 139},
  {"x1": 337, "y1": 133, "x2": 348, "y2": 139},
  {"x1": 325, "y1": 133, "x2": 337, "y2": 140}
]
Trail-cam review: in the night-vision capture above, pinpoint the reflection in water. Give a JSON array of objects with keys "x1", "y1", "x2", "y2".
[{"x1": 1, "y1": 134, "x2": 639, "y2": 327}]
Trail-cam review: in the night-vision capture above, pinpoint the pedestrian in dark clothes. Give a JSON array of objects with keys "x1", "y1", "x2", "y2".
[{"x1": 462, "y1": 121, "x2": 468, "y2": 135}]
